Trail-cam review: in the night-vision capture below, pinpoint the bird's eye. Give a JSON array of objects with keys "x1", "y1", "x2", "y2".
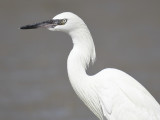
[{"x1": 59, "y1": 19, "x2": 67, "y2": 25}]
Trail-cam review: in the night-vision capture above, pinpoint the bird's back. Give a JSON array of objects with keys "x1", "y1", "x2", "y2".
[{"x1": 93, "y1": 68, "x2": 160, "y2": 120}]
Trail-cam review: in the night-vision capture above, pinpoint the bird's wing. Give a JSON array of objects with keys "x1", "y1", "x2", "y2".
[{"x1": 94, "y1": 68, "x2": 160, "y2": 120}]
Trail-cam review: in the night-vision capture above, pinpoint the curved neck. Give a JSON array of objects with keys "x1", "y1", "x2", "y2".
[{"x1": 67, "y1": 26, "x2": 96, "y2": 84}]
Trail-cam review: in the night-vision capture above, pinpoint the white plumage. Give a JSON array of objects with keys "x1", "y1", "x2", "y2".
[{"x1": 21, "y1": 12, "x2": 160, "y2": 120}]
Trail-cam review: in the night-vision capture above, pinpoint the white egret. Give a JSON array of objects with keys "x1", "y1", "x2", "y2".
[{"x1": 20, "y1": 12, "x2": 160, "y2": 120}]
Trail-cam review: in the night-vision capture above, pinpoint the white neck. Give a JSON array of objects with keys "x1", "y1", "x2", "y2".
[
  {"x1": 66, "y1": 22, "x2": 103, "y2": 120},
  {"x1": 67, "y1": 25, "x2": 96, "y2": 87}
]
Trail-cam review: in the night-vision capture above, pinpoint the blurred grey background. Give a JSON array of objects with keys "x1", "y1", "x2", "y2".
[{"x1": 0, "y1": 0, "x2": 160, "y2": 120}]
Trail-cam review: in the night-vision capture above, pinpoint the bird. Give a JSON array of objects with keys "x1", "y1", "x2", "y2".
[{"x1": 20, "y1": 12, "x2": 160, "y2": 120}]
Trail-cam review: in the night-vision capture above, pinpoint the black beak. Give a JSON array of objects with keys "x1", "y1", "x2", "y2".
[{"x1": 20, "y1": 19, "x2": 57, "y2": 30}]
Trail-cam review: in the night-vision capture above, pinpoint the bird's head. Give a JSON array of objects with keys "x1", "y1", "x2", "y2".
[{"x1": 20, "y1": 12, "x2": 86, "y2": 33}]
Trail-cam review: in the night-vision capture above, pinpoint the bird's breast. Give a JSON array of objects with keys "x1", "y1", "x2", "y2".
[{"x1": 70, "y1": 78, "x2": 103, "y2": 120}]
